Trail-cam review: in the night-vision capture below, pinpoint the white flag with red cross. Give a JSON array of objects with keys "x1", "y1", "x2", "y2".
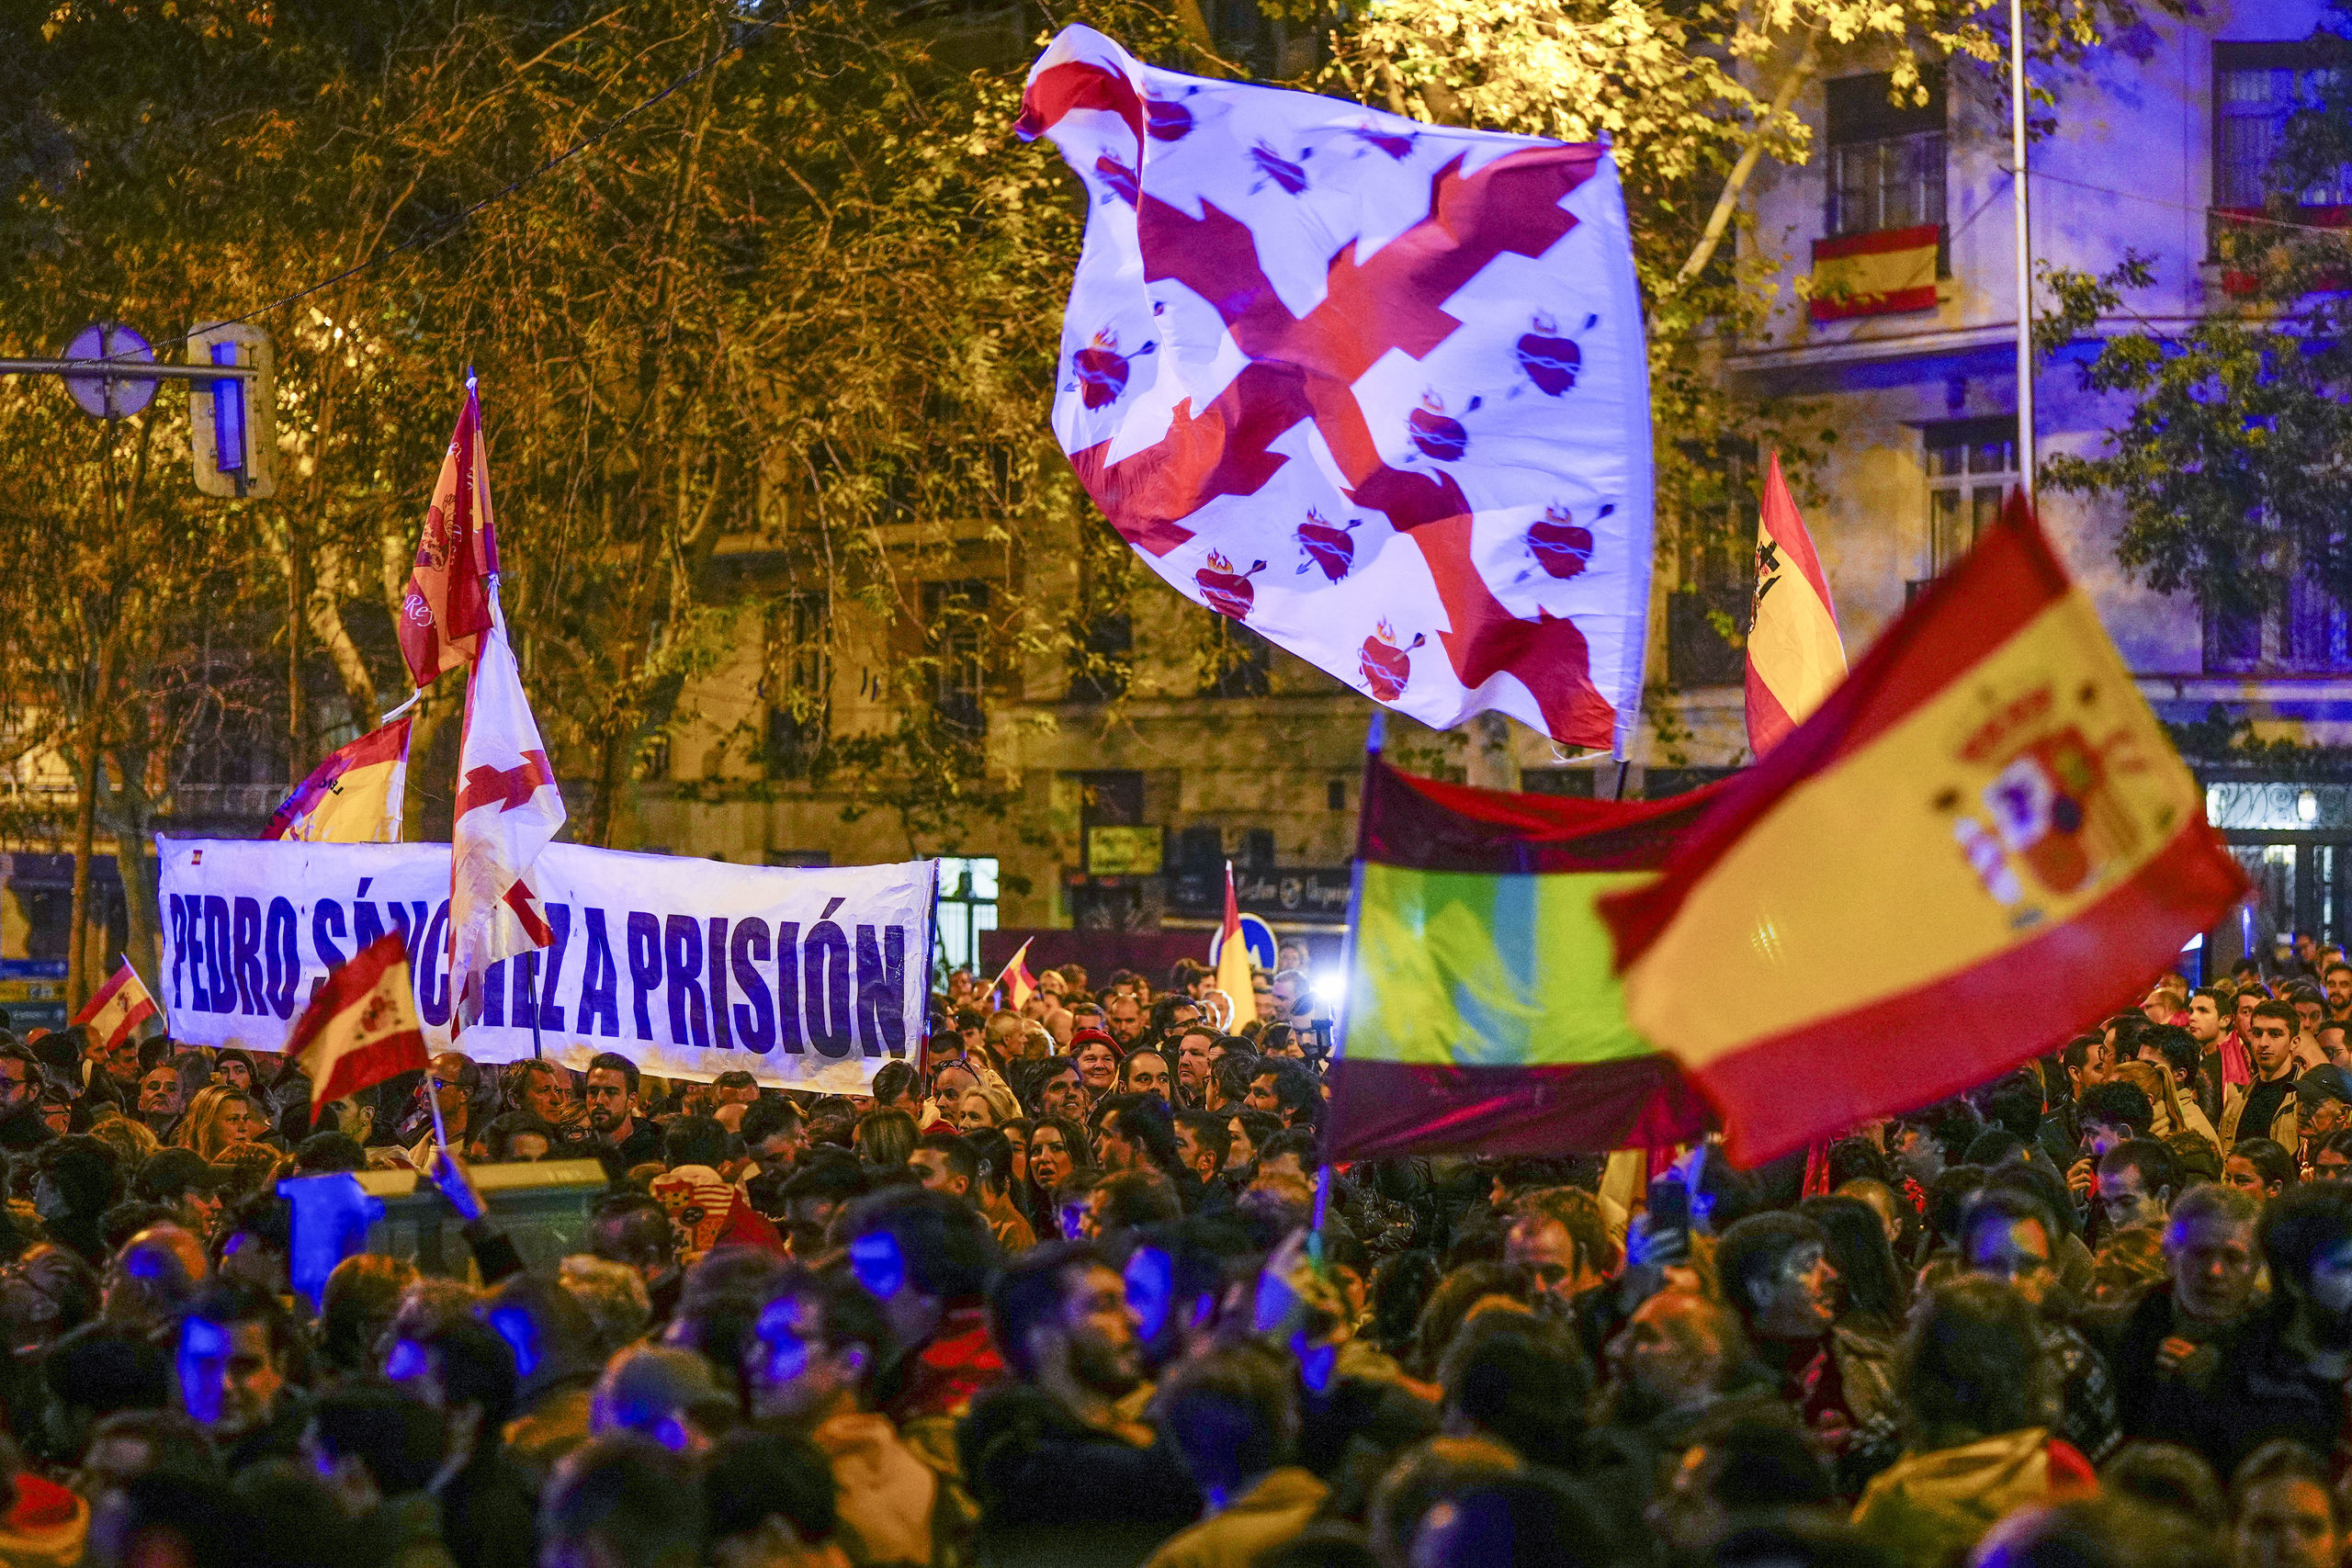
[
  {"x1": 1019, "y1": 28, "x2": 1655, "y2": 755},
  {"x1": 449, "y1": 596, "x2": 566, "y2": 1028}
]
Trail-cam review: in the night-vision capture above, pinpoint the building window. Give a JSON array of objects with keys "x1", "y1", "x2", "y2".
[
  {"x1": 1200, "y1": 618, "x2": 1272, "y2": 698},
  {"x1": 1668, "y1": 444, "x2": 1753, "y2": 688},
  {"x1": 2214, "y1": 42, "x2": 2352, "y2": 211},
  {"x1": 923, "y1": 580, "x2": 990, "y2": 735},
  {"x1": 2203, "y1": 544, "x2": 2352, "y2": 675},
  {"x1": 1826, "y1": 71, "x2": 1946, "y2": 238},
  {"x1": 763, "y1": 592, "x2": 830, "y2": 776},
  {"x1": 934, "y1": 857, "x2": 998, "y2": 978},
  {"x1": 1923, "y1": 416, "x2": 2019, "y2": 582}
]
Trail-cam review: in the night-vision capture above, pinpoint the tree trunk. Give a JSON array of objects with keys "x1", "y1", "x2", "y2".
[
  {"x1": 66, "y1": 724, "x2": 99, "y2": 1012},
  {"x1": 97, "y1": 746, "x2": 160, "y2": 987},
  {"x1": 1670, "y1": 31, "x2": 1820, "y2": 295},
  {"x1": 288, "y1": 513, "x2": 310, "y2": 784}
]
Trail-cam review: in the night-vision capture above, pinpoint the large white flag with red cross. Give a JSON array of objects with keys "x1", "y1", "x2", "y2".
[
  {"x1": 449, "y1": 597, "x2": 566, "y2": 1027},
  {"x1": 1019, "y1": 28, "x2": 1655, "y2": 755}
]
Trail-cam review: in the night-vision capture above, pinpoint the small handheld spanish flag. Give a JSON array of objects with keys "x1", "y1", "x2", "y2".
[
  {"x1": 1745, "y1": 453, "x2": 1845, "y2": 759},
  {"x1": 73, "y1": 962, "x2": 158, "y2": 1053},
  {"x1": 1604, "y1": 495, "x2": 2247, "y2": 1165},
  {"x1": 989, "y1": 939, "x2": 1038, "y2": 1012},
  {"x1": 288, "y1": 932, "x2": 429, "y2": 1113}
]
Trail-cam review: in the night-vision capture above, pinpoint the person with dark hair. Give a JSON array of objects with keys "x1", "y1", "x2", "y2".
[
  {"x1": 910, "y1": 1130, "x2": 980, "y2": 1202},
  {"x1": 480, "y1": 1272, "x2": 604, "y2": 1488},
  {"x1": 2223, "y1": 1137, "x2": 2299, "y2": 1200},
  {"x1": 2189, "y1": 1182, "x2": 2352, "y2": 1477},
  {"x1": 1407, "y1": 1470, "x2": 1618, "y2": 1568},
  {"x1": 481, "y1": 1113, "x2": 557, "y2": 1164},
  {"x1": 1225, "y1": 1111, "x2": 1283, "y2": 1179},
  {"x1": 1891, "y1": 1102, "x2": 1983, "y2": 1190},
  {"x1": 175, "y1": 1276, "x2": 304, "y2": 1470},
  {"x1": 1437, "y1": 1311, "x2": 1589, "y2": 1471},
  {"x1": 588, "y1": 1193, "x2": 682, "y2": 1328},
  {"x1": 1713, "y1": 1213, "x2": 1885, "y2": 1436},
  {"x1": 1170, "y1": 1111, "x2": 1234, "y2": 1191},
  {"x1": 838, "y1": 1187, "x2": 1003, "y2": 1430},
  {"x1": 33, "y1": 1136, "x2": 119, "y2": 1266},
  {"x1": 960, "y1": 1241, "x2": 1199, "y2": 1557},
  {"x1": 1244, "y1": 1061, "x2": 1319, "y2": 1130},
  {"x1": 1208, "y1": 1055, "x2": 1261, "y2": 1117},
  {"x1": 1849, "y1": 1276, "x2": 2091, "y2": 1564},
  {"x1": 702, "y1": 1429, "x2": 842, "y2": 1567},
  {"x1": 2094, "y1": 1138, "x2": 2180, "y2": 1238},
  {"x1": 42, "y1": 1323, "x2": 169, "y2": 1465},
  {"x1": 1144, "y1": 1343, "x2": 1326, "y2": 1568},
  {"x1": 745, "y1": 1266, "x2": 968, "y2": 1566},
  {"x1": 1797, "y1": 1194, "x2": 1905, "y2": 1335},
  {"x1": 649, "y1": 1117, "x2": 785, "y2": 1258},
  {"x1": 1953, "y1": 1186, "x2": 2119, "y2": 1463},
  {"x1": 300, "y1": 1386, "x2": 456, "y2": 1568},
  {"x1": 1644, "y1": 1404, "x2": 1835, "y2": 1559},
  {"x1": 538, "y1": 1434, "x2": 705, "y2": 1568},
  {"x1": 2220, "y1": 999, "x2": 2301, "y2": 1151},
  {"x1": 582, "y1": 1053, "x2": 662, "y2": 1168},
  {"x1": 741, "y1": 1097, "x2": 806, "y2": 1172},
  {"x1": 385, "y1": 1314, "x2": 533, "y2": 1568},
  {"x1": 959, "y1": 1127, "x2": 1035, "y2": 1254}
]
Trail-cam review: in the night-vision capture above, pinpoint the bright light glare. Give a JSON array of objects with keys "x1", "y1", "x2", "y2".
[{"x1": 1312, "y1": 971, "x2": 1346, "y2": 1004}]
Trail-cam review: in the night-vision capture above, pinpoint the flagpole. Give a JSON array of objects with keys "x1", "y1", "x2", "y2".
[{"x1": 2011, "y1": 0, "x2": 2036, "y2": 504}]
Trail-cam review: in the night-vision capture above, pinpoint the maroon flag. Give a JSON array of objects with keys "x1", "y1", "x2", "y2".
[{"x1": 397, "y1": 383, "x2": 499, "y2": 691}]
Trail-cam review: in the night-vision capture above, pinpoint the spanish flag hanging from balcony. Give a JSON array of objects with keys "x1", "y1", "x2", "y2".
[
  {"x1": 1808, "y1": 223, "x2": 1939, "y2": 321},
  {"x1": 1602, "y1": 496, "x2": 2247, "y2": 1165},
  {"x1": 1326, "y1": 755, "x2": 1720, "y2": 1159},
  {"x1": 1745, "y1": 452, "x2": 1845, "y2": 758}
]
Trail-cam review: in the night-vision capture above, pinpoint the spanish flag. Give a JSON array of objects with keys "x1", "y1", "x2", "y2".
[
  {"x1": 989, "y1": 939, "x2": 1038, "y2": 1012},
  {"x1": 288, "y1": 931, "x2": 428, "y2": 1112},
  {"x1": 1746, "y1": 453, "x2": 1845, "y2": 759},
  {"x1": 1325, "y1": 755, "x2": 1720, "y2": 1158},
  {"x1": 1603, "y1": 497, "x2": 2246, "y2": 1164},
  {"x1": 1808, "y1": 223, "x2": 1939, "y2": 321},
  {"x1": 73, "y1": 961, "x2": 158, "y2": 1052},
  {"x1": 1215, "y1": 862, "x2": 1259, "y2": 1031},
  {"x1": 263, "y1": 717, "x2": 411, "y2": 843}
]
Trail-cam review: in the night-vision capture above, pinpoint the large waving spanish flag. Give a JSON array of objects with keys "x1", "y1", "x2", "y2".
[
  {"x1": 1326, "y1": 756, "x2": 1720, "y2": 1159},
  {"x1": 1603, "y1": 497, "x2": 2246, "y2": 1165},
  {"x1": 263, "y1": 717, "x2": 411, "y2": 843},
  {"x1": 1746, "y1": 453, "x2": 1845, "y2": 759}
]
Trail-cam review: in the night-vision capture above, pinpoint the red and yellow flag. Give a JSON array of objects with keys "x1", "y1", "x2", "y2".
[
  {"x1": 1215, "y1": 862, "x2": 1259, "y2": 1031},
  {"x1": 1602, "y1": 496, "x2": 2247, "y2": 1164},
  {"x1": 990, "y1": 939, "x2": 1037, "y2": 1012},
  {"x1": 73, "y1": 962, "x2": 157, "y2": 1052},
  {"x1": 288, "y1": 931, "x2": 429, "y2": 1113},
  {"x1": 1746, "y1": 453, "x2": 1845, "y2": 759},
  {"x1": 263, "y1": 717, "x2": 412, "y2": 843},
  {"x1": 1325, "y1": 755, "x2": 1721, "y2": 1159}
]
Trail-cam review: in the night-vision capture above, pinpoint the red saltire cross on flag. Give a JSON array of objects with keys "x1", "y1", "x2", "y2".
[{"x1": 1019, "y1": 28, "x2": 1656, "y2": 755}]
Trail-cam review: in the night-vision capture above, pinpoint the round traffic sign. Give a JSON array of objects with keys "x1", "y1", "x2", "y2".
[
  {"x1": 63, "y1": 322, "x2": 156, "y2": 419},
  {"x1": 1207, "y1": 912, "x2": 1280, "y2": 972}
]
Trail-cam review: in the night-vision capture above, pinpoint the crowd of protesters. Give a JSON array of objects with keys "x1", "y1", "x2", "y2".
[{"x1": 0, "y1": 937, "x2": 2350, "y2": 1567}]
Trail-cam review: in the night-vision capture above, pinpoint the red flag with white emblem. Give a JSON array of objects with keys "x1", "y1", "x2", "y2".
[
  {"x1": 450, "y1": 594, "x2": 565, "y2": 1028},
  {"x1": 398, "y1": 383, "x2": 499, "y2": 692},
  {"x1": 289, "y1": 931, "x2": 429, "y2": 1111},
  {"x1": 1019, "y1": 28, "x2": 1656, "y2": 755}
]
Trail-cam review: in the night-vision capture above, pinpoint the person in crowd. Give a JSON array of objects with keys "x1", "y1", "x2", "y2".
[
  {"x1": 2099, "y1": 1182, "x2": 2260, "y2": 1450},
  {"x1": 745, "y1": 1265, "x2": 971, "y2": 1566},
  {"x1": 960, "y1": 1240, "x2": 1200, "y2": 1561},
  {"x1": 1849, "y1": 1276, "x2": 2094, "y2": 1563},
  {"x1": 1071, "y1": 1031, "x2": 1125, "y2": 1101},
  {"x1": 1143, "y1": 1343, "x2": 1326, "y2": 1568},
  {"x1": 582, "y1": 1054, "x2": 665, "y2": 1168},
  {"x1": 1714, "y1": 1212, "x2": 1889, "y2": 1438},
  {"x1": 2191, "y1": 1180, "x2": 2352, "y2": 1477},
  {"x1": 301, "y1": 1385, "x2": 458, "y2": 1568},
  {"x1": 2221, "y1": 1000, "x2": 2303, "y2": 1149},
  {"x1": 2223, "y1": 1137, "x2": 2299, "y2": 1201},
  {"x1": 839, "y1": 1189, "x2": 1003, "y2": 1433},
  {"x1": 2227, "y1": 1440, "x2": 2342, "y2": 1568},
  {"x1": 175, "y1": 1276, "x2": 304, "y2": 1469}
]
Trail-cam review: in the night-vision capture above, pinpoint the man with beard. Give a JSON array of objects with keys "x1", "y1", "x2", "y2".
[
  {"x1": 1584, "y1": 1291, "x2": 1777, "y2": 1539},
  {"x1": 582, "y1": 1054, "x2": 664, "y2": 1168},
  {"x1": 1105, "y1": 994, "x2": 1147, "y2": 1052},
  {"x1": 957, "y1": 1240, "x2": 1200, "y2": 1563},
  {"x1": 2097, "y1": 1182, "x2": 2260, "y2": 1448},
  {"x1": 1032, "y1": 1060, "x2": 1088, "y2": 1125},
  {"x1": 2190, "y1": 1180, "x2": 2352, "y2": 1477}
]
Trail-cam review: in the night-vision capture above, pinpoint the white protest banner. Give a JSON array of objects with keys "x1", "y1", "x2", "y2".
[{"x1": 156, "y1": 838, "x2": 936, "y2": 1091}]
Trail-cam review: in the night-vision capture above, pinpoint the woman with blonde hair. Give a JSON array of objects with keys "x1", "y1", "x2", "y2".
[
  {"x1": 2112, "y1": 1058, "x2": 2218, "y2": 1154},
  {"x1": 173, "y1": 1085, "x2": 268, "y2": 1161}
]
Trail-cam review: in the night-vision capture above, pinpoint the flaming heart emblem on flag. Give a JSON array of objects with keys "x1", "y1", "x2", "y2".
[
  {"x1": 1295, "y1": 508, "x2": 1361, "y2": 583},
  {"x1": 1195, "y1": 550, "x2": 1266, "y2": 618},
  {"x1": 1359, "y1": 619, "x2": 1427, "y2": 701}
]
